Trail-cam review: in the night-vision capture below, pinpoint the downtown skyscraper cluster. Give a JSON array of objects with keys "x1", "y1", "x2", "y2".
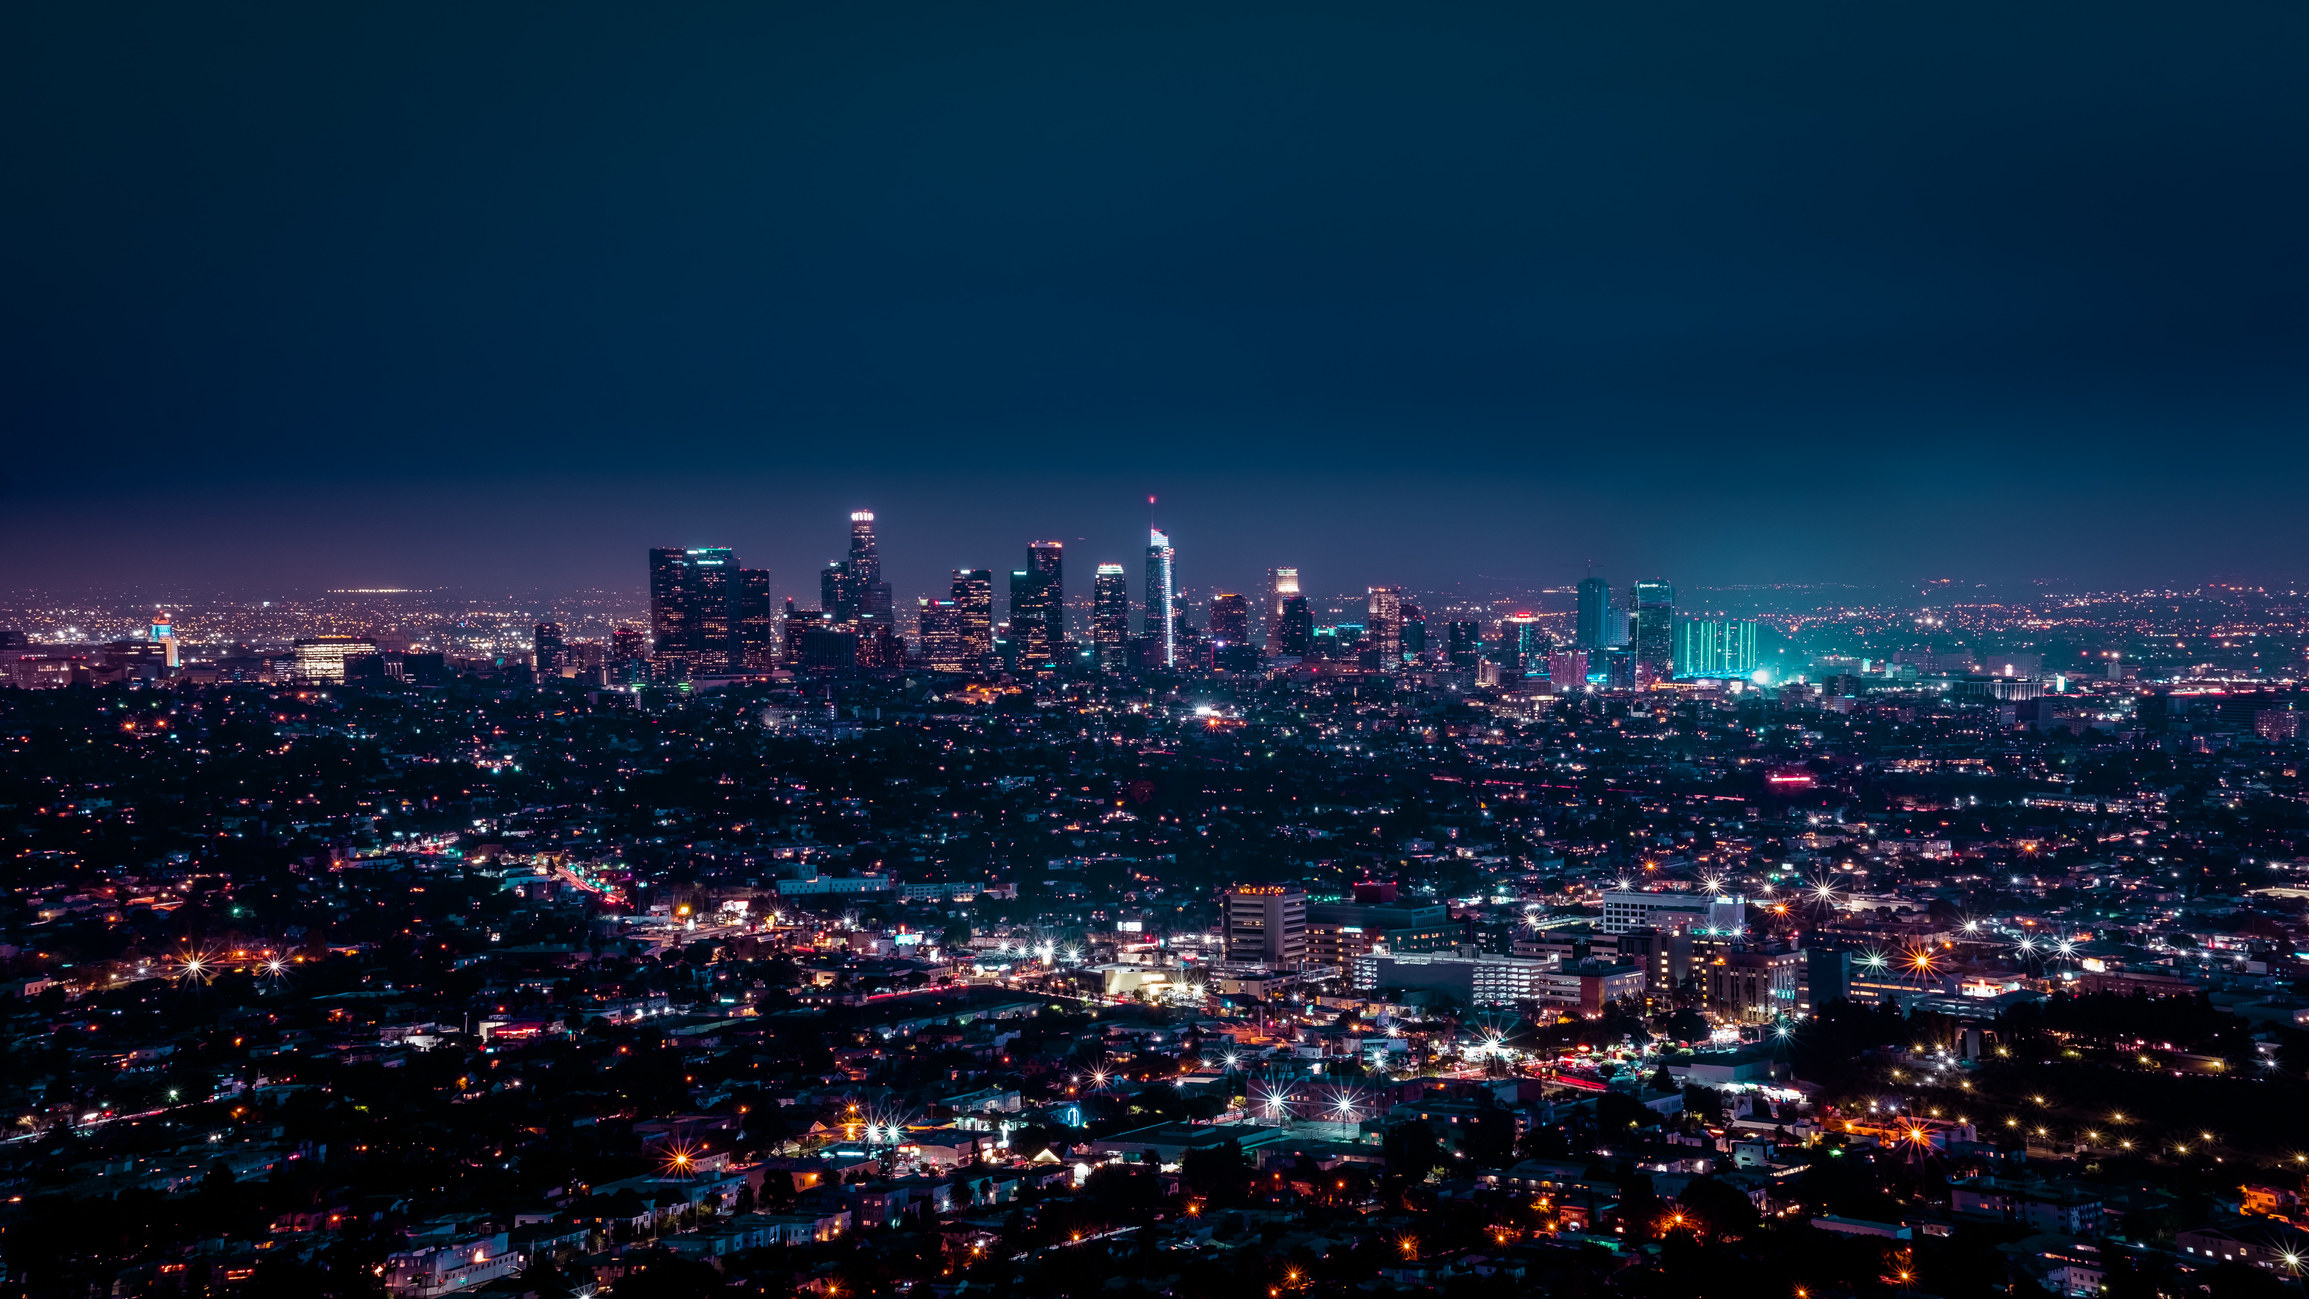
[{"x1": 639, "y1": 510, "x2": 1757, "y2": 687}]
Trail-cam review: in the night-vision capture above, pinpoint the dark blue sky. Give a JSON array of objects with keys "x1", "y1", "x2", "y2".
[{"x1": 4, "y1": 2, "x2": 2305, "y2": 604}]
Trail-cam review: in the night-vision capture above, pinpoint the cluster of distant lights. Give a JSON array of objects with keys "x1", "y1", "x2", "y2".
[
  {"x1": 171, "y1": 951, "x2": 294, "y2": 986},
  {"x1": 1244, "y1": 1079, "x2": 1368, "y2": 1125},
  {"x1": 990, "y1": 941, "x2": 1081, "y2": 964}
]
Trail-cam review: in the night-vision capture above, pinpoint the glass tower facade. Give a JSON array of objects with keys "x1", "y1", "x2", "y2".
[
  {"x1": 685, "y1": 548, "x2": 737, "y2": 673},
  {"x1": 647, "y1": 546, "x2": 740, "y2": 673},
  {"x1": 950, "y1": 569, "x2": 993, "y2": 673},
  {"x1": 1278, "y1": 596, "x2": 1313, "y2": 657},
  {"x1": 1501, "y1": 611, "x2": 1545, "y2": 668},
  {"x1": 1446, "y1": 621, "x2": 1481, "y2": 671},
  {"x1": 1209, "y1": 592, "x2": 1250, "y2": 645},
  {"x1": 1009, "y1": 541, "x2": 1064, "y2": 672},
  {"x1": 738, "y1": 569, "x2": 776, "y2": 669},
  {"x1": 1092, "y1": 564, "x2": 1130, "y2": 672},
  {"x1": 1631, "y1": 579, "x2": 1676, "y2": 680},
  {"x1": 1143, "y1": 529, "x2": 1176, "y2": 666},
  {"x1": 1576, "y1": 576, "x2": 1611, "y2": 651},
  {"x1": 1365, "y1": 586, "x2": 1404, "y2": 660},
  {"x1": 649, "y1": 547, "x2": 689, "y2": 664},
  {"x1": 1264, "y1": 567, "x2": 1301, "y2": 654}
]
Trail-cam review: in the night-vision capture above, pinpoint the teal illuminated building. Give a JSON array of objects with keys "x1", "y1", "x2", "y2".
[{"x1": 1675, "y1": 618, "x2": 1761, "y2": 679}]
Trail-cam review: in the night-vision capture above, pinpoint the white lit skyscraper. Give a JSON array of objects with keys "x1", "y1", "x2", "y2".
[
  {"x1": 1143, "y1": 529, "x2": 1176, "y2": 666},
  {"x1": 1366, "y1": 586, "x2": 1404, "y2": 660},
  {"x1": 1264, "y1": 567, "x2": 1300, "y2": 654}
]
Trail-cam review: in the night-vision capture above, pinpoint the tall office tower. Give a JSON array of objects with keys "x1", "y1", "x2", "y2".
[
  {"x1": 781, "y1": 601, "x2": 829, "y2": 665},
  {"x1": 1027, "y1": 540, "x2": 1063, "y2": 645},
  {"x1": 847, "y1": 510, "x2": 893, "y2": 629},
  {"x1": 1631, "y1": 580, "x2": 1676, "y2": 679},
  {"x1": 1278, "y1": 596, "x2": 1314, "y2": 657},
  {"x1": 1366, "y1": 586, "x2": 1405, "y2": 659},
  {"x1": 649, "y1": 547, "x2": 690, "y2": 662},
  {"x1": 849, "y1": 510, "x2": 879, "y2": 582},
  {"x1": 1143, "y1": 529, "x2": 1176, "y2": 666},
  {"x1": 647, "y1": 545, "x2": 740, "y2": 672},
  {"x1": 918, "y1": 599, "x2": 966, "y2": 672},
  {"x1": 950, "y1": 569, "x2": 994, "y2": 672},
  {"x1": 1224, "y1": 885, "x2": 1308, "y2": 971},
  {"x1": 737, "y1": 569, "x2": 777, "y2": 668},
  {"x1": 1263, "y1": 567, "x2": 1301, "y2": 653},
  {"x1": 820, "y1": 559, "x2": 856, "y2": 624},
  {"x1": 1008, "y1": 542, "x2": 1064, "y2": 672},
  {"x1": 1446, "y1": 621, "x2": 1481, "y2": 671},
  {"x1": 1575, "y1": 576, "x2": 1611, "y2": 651},
  {"x1": 684, "y1": 547, "x2": 738, "y2": 673},
  {"x1": 1501, "y1": 612, "x2": 1545, "y2": 668},
  {"x1": 1006, "y1": 571, "x2": 1036, "y2": 667},
  {"x1": 1091, "y1": 564, "x2": 1130, "y2": 672},
  {"x1": 1400, "y1": 601, "x2": 1427, "y2": 659},
  {"x1": 533, "y1": 622, "x2": 565, "y2": 675},
  {"x1": 609, "y1": 624, "x2": 649, "y2": 685},
  {"x1": 609, "y1": 625, "x2": 648, "y2": 665},
  {"x1": 1674, "y1": 619, "x2": 1760, "y2": 679},
  {"x1": 1208, "y1": 592, "x2": 1250, "y2": 645}
]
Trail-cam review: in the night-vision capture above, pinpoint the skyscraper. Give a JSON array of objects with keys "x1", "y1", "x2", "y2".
[
  {"x1": 1005, "y1": 541, "x2": 1064, "y2": 672},
  {"x1": 610, "y1": 624, "x2": 649, "y2": 684},
  {"x1": 738, "y1": 569, "x2": 777, "y2": 669},
  {"x1": 1264, "y1": 567, "x2": 1301, "y2": 654},
  {"x1": 850, "y1": 510, "x2": 878, "y2": 580},
  {"x1": 821, "y1": 510, "x2": 892, "y2": 631},
  {"x1": 1208, "y1": 592, "x2": 1250, "y2": 646},
  {"x1": 1091, "y1": 564, "x2": 1130, "y2": 673},
  {"x1": 1446, "y1": 621, "x2": 1481, "y2": 671},
  {"x1": 1576, "y1": 576, "x2": 1611, "y2": 651},
  {"x1": 782, "y1": 600, "x2": 829, "y2": 666},
  {"x1": 1631, "y1": 579, "x2": 1676, "y2": 680},
  {"x1": 648, "y1": 546, "x2": 739, "y2": 673},
  {"x1": 533, "y1": 622, "x2": 564, "y2": 675},
  {"x1": 950, "y1": 569, "x2": 993, "y2": 673},
  {"x1": 919, "y1": 598, "x2": 966, "y2": 672},
  {"x1": 820, "y1": 559, "x2": 855, "y2": 624},
  {"x1": 1400, "y1": 600, "x2": 1427, "y2": 659},
  {"x1": 649, "y1": 547, "x2": 690, "y2": 663},
  {"x1": 849, "y1": 510, "x2": 893, "y2": 630},
  {"x1": 685, "y1": 547, "x2": 738, "y2": 673},
  {"x1": 1366, "y1": 586, "x2": 1404, "y2": 660},
  {"x1": 1501, "y1": 611, "x2": 1545, "y2": 668},
  {"x1": 1278, "y1": 596, "x2": 1314, "y2": 657},
  {"x1": 1028, "y1": 540, "x2": 1063, "y2": 637},
  {"x1": 1143, "y1": 529, "x2": 1176, "y2": 667}
]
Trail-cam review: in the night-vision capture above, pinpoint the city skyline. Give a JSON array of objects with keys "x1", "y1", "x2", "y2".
[{"x1": 9, "y1": 5, "x2": 2309, "y2": 1286}]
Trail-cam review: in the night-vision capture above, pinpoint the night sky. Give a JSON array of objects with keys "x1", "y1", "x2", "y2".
[{"x1": 4, "y1": 2, "x2": 2306, "y2": 602}]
